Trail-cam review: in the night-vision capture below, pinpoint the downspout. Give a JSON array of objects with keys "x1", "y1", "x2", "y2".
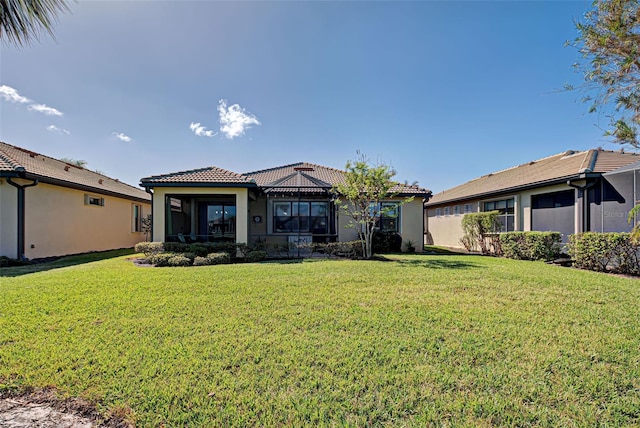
[
  {"x1": 6, "y1": 177, "x2": 39, "y2": 260},
  {"x1": 145, "y1": 187, "x2": 154, "y2": 241}
]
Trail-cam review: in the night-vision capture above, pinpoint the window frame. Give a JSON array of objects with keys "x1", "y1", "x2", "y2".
[
  {"x1": 132, "y1": 203, "x2": 142, "y2": 232},
  {"x1": 378, "y1": 202, "x2": 400, "y2": 233},
  {"x1": 482, "y1": 198, "x2": 515, "y2": 232},
  {"x1": 84, "y1": 194, "x2": 104, "y2": 207},
  {"x1": 271, "y1": 200, "x2": 330, "y2": 235}
]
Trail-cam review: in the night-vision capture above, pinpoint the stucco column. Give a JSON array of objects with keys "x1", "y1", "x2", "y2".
[{"x1": 235, "y1": 188, "x2": 249, "y2": 244}]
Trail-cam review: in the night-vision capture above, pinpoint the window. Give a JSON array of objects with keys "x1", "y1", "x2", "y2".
[
  {"x1": 85, "y1": 194, "x2": 104, "y2": 206},
  {"x1": 532, "y1": 190, "x2": 574, "y2": 209},
  {"x1": 132, "y1": 204, "x2": 142, "y2": 232},
  {"x1": 170, "y1": 197, "x2": 182, "y2": 212},
  {"x1": 444, "y1": 207, "x2": 450, "y2": 216},
  {"x1": 483, "y1": 198, "x2": 515, "y2": 232},
  {"x1": 435, "y1": 208, "x2": 442, "y2": 217},
  {"x1": 273, "y1": 201, "x2": 329, "y2": 234},
  {"x1": 379, "y1": 202, "x2": 400, "y2": 232},
  {"x1": 453, "y1": 205, "x2": 461, "y2": 216},
  {"x1": 464, "y1": 204, "x2": 473, "y2": 214}
]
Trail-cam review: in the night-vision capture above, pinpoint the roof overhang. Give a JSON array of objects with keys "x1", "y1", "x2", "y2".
[
  {"x1": 425, "y1": 174, "x2": 601, "y2": 207},
  {"x1": 140, "y1": 181, "x2": 257, "y2": 189},
  {"x1": 4, "y1": 172, "x2": 151, "y2": 203}
]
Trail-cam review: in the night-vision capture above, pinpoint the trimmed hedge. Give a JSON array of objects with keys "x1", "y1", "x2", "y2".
[
  {"x1": 245, "y1": 250, "x2": 268, "y2": 263},
  {"x1": 314, "y1": 241, "x2": 364, "y2": 259},
  {"x1": 134, "y1": 241, "x2": 164, "y2": 257},
  {"x1": 372, "y1": 231, "x2": 402, "y2": 253},
  {"x1": 163, "y1": 242, "x2": 248, "y2": 258},
  {"x1": 500, "y1": 232, "x2": 562, "y2": 261},
  {"x1": 568, "y1": 232, "x2": 640, "y2": 275}
]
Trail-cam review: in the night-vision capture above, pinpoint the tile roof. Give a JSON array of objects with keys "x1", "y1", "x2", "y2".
[
  {"x1": 245, "y1": 162, "x2": 430, "y2": 196},
  {"x1": 140, "y1": 166, "x2": 253, "y2": 185},
  {"x1": 142, "y1": 161, "x2": 431, "y2": 196},
  {"x1": 245, "y1": 162, "x2": 346, "y2": 188},
  {"x1": 428, "y1": 148, "x2": 640, "y2": 206},
  {"x1": 0, "y1": 141, "x2": 150, "y2": 201}
]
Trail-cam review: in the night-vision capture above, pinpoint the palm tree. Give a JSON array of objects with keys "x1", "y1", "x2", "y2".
[{"x1": 1, "y1": 0, "x2": 72, "y2": 47}]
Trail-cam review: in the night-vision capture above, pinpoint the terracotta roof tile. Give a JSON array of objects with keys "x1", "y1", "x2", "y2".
[
  {"x1": 428, "y1": 149, "x2": 640, "y2": 206},
  {"x1": 246, "y1": 162, "x2": 347, "y2": 187},
  {"x1": 141, "y1": 166, "x2": 253, "y2": 184},
  {"x1": 0, "y1": 142, "x2": 150, "y2": 201},
  {"x1": 142, "y1": 161, "x2": 431, "y2": 196}
]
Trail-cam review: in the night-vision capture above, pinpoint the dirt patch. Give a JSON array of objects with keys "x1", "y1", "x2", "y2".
[{"x1": 0, "y1": 389, "x2": 131, "y2": 428}]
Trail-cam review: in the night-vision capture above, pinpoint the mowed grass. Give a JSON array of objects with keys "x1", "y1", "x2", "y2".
[{"x1": 0, "y1": 254, "x2": 639, "y2": 426}]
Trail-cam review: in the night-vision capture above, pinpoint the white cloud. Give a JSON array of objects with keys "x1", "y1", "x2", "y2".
[
  {"x1": 0, "y1": 85, "x2": 31, "y2": 104},
  {"x1": 113, "y1": 132, "x2": 132, "y2": 142},
  {"x1": 46, "y1": 125, "x2": 70, "y2": 135},
  {"x1": 1, "y1": 85, "x2": 65, "y2": 117},
  {"x1": 28, "y1": 104, "x2": 63, "y2": 116},
  {"x1": 218, "y1": 99, "x2": 260, "y2": 139},
  {"x1": 189, "y1": 122, "x2": 217, "y2": 137}
]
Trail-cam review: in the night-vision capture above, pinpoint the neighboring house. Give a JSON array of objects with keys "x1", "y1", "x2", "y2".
[
  {"x1": 0, "y1": 142, "x2": 151, "y2": 260},
  {"x1": 140, "y1": 162, "x2": 431, "y2": 251},
  {"x1": 425, "y1": 148, "x2": 640, "y2": 249}
]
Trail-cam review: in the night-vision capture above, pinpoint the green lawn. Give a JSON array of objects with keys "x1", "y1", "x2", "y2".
[{"x1": 1, "y1": 254, "x2": 639, "y2": 426}]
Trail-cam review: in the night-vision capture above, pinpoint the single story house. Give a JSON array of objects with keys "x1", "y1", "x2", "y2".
[
  {"x1": 0, "y1": 142, "x2": 151, "y2": 260},
  {"x1": 140, "y1": 162, "x2": 431, "y2": 251},
  {"x1": 425, "y1": 148, "x2": 640, "y2": 249}
]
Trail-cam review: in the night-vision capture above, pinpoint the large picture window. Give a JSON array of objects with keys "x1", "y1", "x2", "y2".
[
  {"x1": 483, "y1": 198, "x2": 514, "y2": 232},
  {"x1": 273, "y1": 201, "x2": 329, "y2": 234}
]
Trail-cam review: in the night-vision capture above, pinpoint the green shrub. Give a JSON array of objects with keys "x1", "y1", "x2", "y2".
[
  {"x1": 460, "y1": 212, "x2": 502, "y2": 255},
  {"x1": 187, "y1": 243, "x2": 209, "y2": 257},
  {"x1": 372, "y1": 231, "x2": 402, "y2": 253},
  {"x1": 148, "y1": 252, "x2": 178, "y2": 267},
  {"x1": 164, "y1": 242, "x2": 245, "y2": 260},
  {"x1": 167, "y1": 254, "x2": 191, "y2": 267},
  {"x1": 206, "y1": 252, "x2": 231, "y2": 265},
  {"x1": 245, "y1": 250, "x2": 268, "y2": 263},
  {"x1": 568, "y1": 232, "x2": 640, "y2": 275},
  {"x1": 314, "y1": 241, "x2": 364, "y2": 259},
  {"x1": 134, "y1": 241, "x2": 164, "y2": 257},
  {"x1": 192, "y1": 256, "x2": 209, "y2": 266},
  {"x1": 500, "y1": 232, "x2": 562, "y2": 261},
  {"x1": 163, "y1": 242, "x2": 189, "y2": 253},
  {"x1": 0, "y1": 256, "x2": 32, "y2": 267}
]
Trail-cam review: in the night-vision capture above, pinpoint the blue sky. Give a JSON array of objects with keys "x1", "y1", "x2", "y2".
[{"x1": 0, "y1": 0, "x2": 618, "y2": 193}]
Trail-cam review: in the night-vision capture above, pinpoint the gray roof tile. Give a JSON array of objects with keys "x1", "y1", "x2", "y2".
[{"x1": 428, "y1": 148, "x2": 640, "y2": 205}]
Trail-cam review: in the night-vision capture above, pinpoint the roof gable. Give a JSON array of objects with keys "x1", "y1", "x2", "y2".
[{"x1": 0, "y1": 142, "x2": 150, "y2": 201}]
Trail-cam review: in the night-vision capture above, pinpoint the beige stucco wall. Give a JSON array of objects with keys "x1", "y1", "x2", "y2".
[
  {"x1": 4, "y1": 182, "x2": 150, "y2": 259},
  {"x1": 151, "y1": 187, "x2": 249, "y2": 244},
  {"x1": 425, "y1": 207, "x2": 467, "y2": 249},
  {"x1": 399, "y1": 197, "x2": 425, "y2": 252},
  {"x1": 0, "y1": 179, "x2": 19, "y2": 258},
  {"x1": 426, "y1": 184, "x2": 583, "y2": 249},
  {"x1": 336, "y1": 197, "x2": 425, "y2": 252}
]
